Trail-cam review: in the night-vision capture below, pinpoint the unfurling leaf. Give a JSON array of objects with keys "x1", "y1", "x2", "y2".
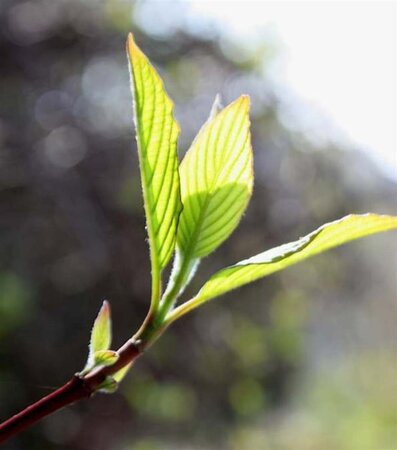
[
  {"x1": 127, "y1": 33, "x2": 182, "y2": 289},
  {"x1": 169, "y1": 214, "x2": 397, "y2": 320},
  {"x1": 113, "y1": 362, "x2": 133, "y2": 383},
  {"x1": 90, "y1": 300, "x2": 112, "y2": 355},
  {"x1": 94, "y1": 350, "x2": 119, "y2": 367},
  {"x1": 80, "y1": 300, "x2": 113, "y2": 375},
  {"x1": 98, "y1": 376, "x2": 118, "y2": 394},
  {"x1": 177, "y1": 95, "x2": 253, "y2": 260}
]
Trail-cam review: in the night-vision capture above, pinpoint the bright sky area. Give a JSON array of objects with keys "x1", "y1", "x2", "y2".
[{"x1": 185, "y1": 0, "x2": 396, "y2": 179}]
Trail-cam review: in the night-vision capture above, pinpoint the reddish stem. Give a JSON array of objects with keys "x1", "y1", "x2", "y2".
[
  {"x1": 0, "y1": 376, "x2": 91, "y2": 444},
  {"x1": 0, "y1": 339, "x2": 142, "y2": 445}
]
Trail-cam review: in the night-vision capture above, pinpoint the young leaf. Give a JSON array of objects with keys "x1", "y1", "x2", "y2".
[
  {"x1": 93, "y1": 350, "x2": 119, "y2": 367},
  {"x1": 90, "y1": 300, "x2": 112, "y2": 356},
  {"x1": 127, "y1": 33, "x2": 182, "y2": 305},
  {"x1": 177, "y1": 95, "x2": 253, "y2": 260},
  {"x1": 81, "y1": 300, "x2": 113, "y2": 374},
  {"x1": 113, "y1": 362, "x2": 133, "y2": 383},
  {"x1": 168, "y1": 214, "x2": 397, "y2": 320},
  {"x1": 97, "y1": 376, "x2": 119, "y2": 394}
]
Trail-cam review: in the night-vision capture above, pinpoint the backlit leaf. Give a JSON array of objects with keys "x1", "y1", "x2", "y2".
[
  {"x1": 169, "y1": 214, "x2": 397, "y2": 320},
  {"x1": 127, "y1": 33, "x2": 182, "y2": 302},
  {"x1": 90, "y1": 300, "x2": 112, "y2": 356},
  {"x1": 98, "y1": 376, "x2": 118, "y2": 394},
  {"x1": 113, "y1": 362, "x2": 133, "y2": 383},
  {"x1": 177, "y1": 95, "x2": 253, "y2": 260},
  {"x1": 81, "y1": 300, "x2": 113, "y2": 373},
  {"x1": 94, "y1": 350, "x2": 119, "y2": 367}
]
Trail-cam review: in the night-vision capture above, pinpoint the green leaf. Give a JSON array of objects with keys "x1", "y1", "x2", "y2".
[
  {"x1": 94, "y1": 350, "x2": 119, "y2": 367},
  {"x1": 177, "y1": 95, "x2": 253, "y2": 260},
  {"x1": 90, "y1": 300, "x2": 112, "y2": 356},
  {"x1": 98, "y1": 376, "x2": 118, "y2": 394},
  {"x1": 81, "y1": 300, "x2": 113, "y2": 374},
  {"x1": 113, "y1": 362, "x2": 133, "y2": 383},
  {"x1": 127, "y1": 33, "x2": 182, "y2": 305},
  {"x1": 169, "y1": 214, "x2": 397, "y2": 320}
]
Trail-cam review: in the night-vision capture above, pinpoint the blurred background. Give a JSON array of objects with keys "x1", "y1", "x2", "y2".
[{"x1": 0, "y1": 1, "x2": 396, "y2": 449}]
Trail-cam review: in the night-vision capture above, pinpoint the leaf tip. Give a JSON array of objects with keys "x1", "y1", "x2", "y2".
[
  {"x1": 91, "y1": 299, "x2": 112, "y2": 352},
  {"x1": 239, "y1": 94, "x2": 250, "y2": 109},
  {"x1": 100, "y1": 299, "x2": 111, "y2": 319},
  {"x1": 127, "y1": 32, "x2": 141, "y2": 60},
  {"x1": 209, "y1": 93, "x2": 224, "y2": 119},
  {"x1": 127, "y1": 32, "x2": 134, "y2": 46},
  {"x1": 223, "y1": 95, "x2": 250, "y2": 117},
  {"x1": 214, "y1": 92, "x2": 223, "y2": 104}
]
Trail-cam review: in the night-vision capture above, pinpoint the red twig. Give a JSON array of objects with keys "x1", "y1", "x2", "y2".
[
  {"x1": 0, "y1": 339, "x2": 142, "y2": 445},
  {"x1": 0, "y1": 376, "x2": 90, "y2": 444}
]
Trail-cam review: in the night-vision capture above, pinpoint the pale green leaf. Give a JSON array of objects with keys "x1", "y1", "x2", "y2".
[
  {"x1": 169, "y1": 214, "x2": 397, "y2": 320},
  {"x1": 98, "y1": 376, "x2": 118, "y2": 394},
  {"x1": 127, "y1": 33, "x2": 182, "y2": 296},
  {"x1": 177, "y1": 95, "x2": 253, "y2": 259},
  {"x1": 90, "y1": 300, "x2": 112, "y2": 356},
  {"x1": 81, "y1": 300, "x2": 113, "y2": 374},
  {"x1": 113, "y1": 362, "x2": 133, "y2": 383},
  {"x1": 94, "y1": 350, "x2": 119, "y2": 367}
]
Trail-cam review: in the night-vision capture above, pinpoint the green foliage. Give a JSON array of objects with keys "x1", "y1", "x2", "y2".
[
  {"x1": 177, "y1": 95, "x2": 253, "y2": 259},
  {"x1": 81, "y1": 302, "x2": 130, "y2": 384},
  {"x1": 79, "y1": 34, "x2": 397, "y2": 393},
  {"x1": 81, "y1": 300, "x2": 114, "y2": 374},
  {"x1": 97, "y1": 376, "x2": 119, "y2": 394},
  {"x1": 90, "y1": 300, "x2": 112, "y2": 356},
  {"x1": 124, "y1": 34, "x2": 397, "y2": 330},
  {"x1": 113, "y1": 362, "x2": 133, "y2": 383},
  {"x1": 93, "y1": 350, "x2": 119, "y2": 367},
  {"x1": 127, "y1": 33, "x2": 182, "y2": 309},
  {"x1": 168, "y1": 214, "x2": 397, "y2": 320},
  {"x1": 0, "y1": 29, "x2": 395, "y2": 444}
]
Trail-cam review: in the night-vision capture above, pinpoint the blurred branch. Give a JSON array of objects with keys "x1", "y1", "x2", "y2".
[{"x1": 0, "y1": 339, "x2": 142, "y2": 444}]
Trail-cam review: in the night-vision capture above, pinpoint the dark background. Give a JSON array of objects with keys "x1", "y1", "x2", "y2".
[{"x1": 0, "y1": 1, "x2": 396, "y2": 449}]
